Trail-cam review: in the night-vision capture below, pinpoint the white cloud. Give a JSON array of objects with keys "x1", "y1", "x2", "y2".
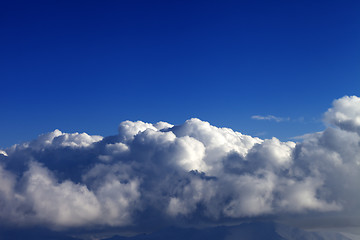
[
  {"x1": 0, "y1": 96, "x2": 360, "y2": 231},
  {"x1": 0, "y1": 150, "x2": 7, "y2": 156},
  {"x1": 324, "y1": 95, "x2": 360, "y2": 133},
  {"x1": 23, "y1": 162, "x2": 101, "y2": 227},
  {"x1": 251, "y1": 115, "x2": 289, "y2": 122},
  {"x1": 8, "y1": 129, "x2": 103, "y2": 152}
]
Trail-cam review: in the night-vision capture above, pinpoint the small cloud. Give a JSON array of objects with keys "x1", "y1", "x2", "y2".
[
  {"x1": 290, "y1": 132, "x2": 322, "y2": 141},
  {"x1": 0, "y1": 150, "x2": 7, "y2": 157},
  {"x1": 251, "y1": 115, "x2": 289, "y2": 122},
  {"x1": 254, "y1": 131, "x2": 267, "y2": 137}
]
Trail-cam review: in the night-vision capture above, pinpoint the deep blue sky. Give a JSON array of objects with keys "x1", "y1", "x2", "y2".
[{"x1": 1, "y1": 0, "x2": 359, "y2": 148}]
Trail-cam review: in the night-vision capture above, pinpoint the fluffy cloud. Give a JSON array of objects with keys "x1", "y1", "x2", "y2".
[
  {"x1": 23, "y1": 161, "x2": 101, "y2": 227},
  {"x1": 0, "y1": 96, "x2": 360, "y2": 230},
  {"x1": 324, "y1": 95, "x2": 360, "y2": 133}
]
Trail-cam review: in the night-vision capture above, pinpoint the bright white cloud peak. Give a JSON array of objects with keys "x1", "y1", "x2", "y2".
[{"x1": 1, "y1": 96, "x2": 360, "y2": 229}]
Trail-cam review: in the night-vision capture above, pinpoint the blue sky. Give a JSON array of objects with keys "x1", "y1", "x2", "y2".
[{"x1": 1, "y1": 0, "x2": 360, "y2": 148}]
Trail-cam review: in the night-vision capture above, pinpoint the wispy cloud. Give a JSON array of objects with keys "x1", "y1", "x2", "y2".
[
  {"x1": 290, "y1": 132, "x2": 322, "y2": 141},
  {"x1": 251, "y1": 115, "x2": 289, "y2": 122}
]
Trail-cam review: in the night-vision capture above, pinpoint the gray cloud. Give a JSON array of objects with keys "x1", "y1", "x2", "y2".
[{"x1": 0, "y1": 96, "x2": 360, "y2": 231}]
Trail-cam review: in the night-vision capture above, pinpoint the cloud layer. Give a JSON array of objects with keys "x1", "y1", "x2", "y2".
[{"x1": 1, "y1": 96, "x2": 360, "y2": 229}]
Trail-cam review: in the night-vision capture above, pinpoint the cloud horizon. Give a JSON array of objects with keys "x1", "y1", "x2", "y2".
[{"x1": 1, "y1": 96, "x2": 360, "y2": 232}]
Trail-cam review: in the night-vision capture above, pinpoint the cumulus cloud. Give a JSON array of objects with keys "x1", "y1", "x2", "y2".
[
  {"x1": 0, "y1": 96, "x2": 360, "y2": 231},
  {"x1": 251, "y1": 115, "x2": 289, "y2": 122},
  {"x1": 324, "y1": 95, "x2": 360, "y2": 133}
]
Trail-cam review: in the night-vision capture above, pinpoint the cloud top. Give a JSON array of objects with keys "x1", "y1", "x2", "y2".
[
  {"x1": 0, "y1": 96, "x2": 360, "y2": 230},
  {"x1": 324, "y1": 95, "x2": 360, "y2": 133}
]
